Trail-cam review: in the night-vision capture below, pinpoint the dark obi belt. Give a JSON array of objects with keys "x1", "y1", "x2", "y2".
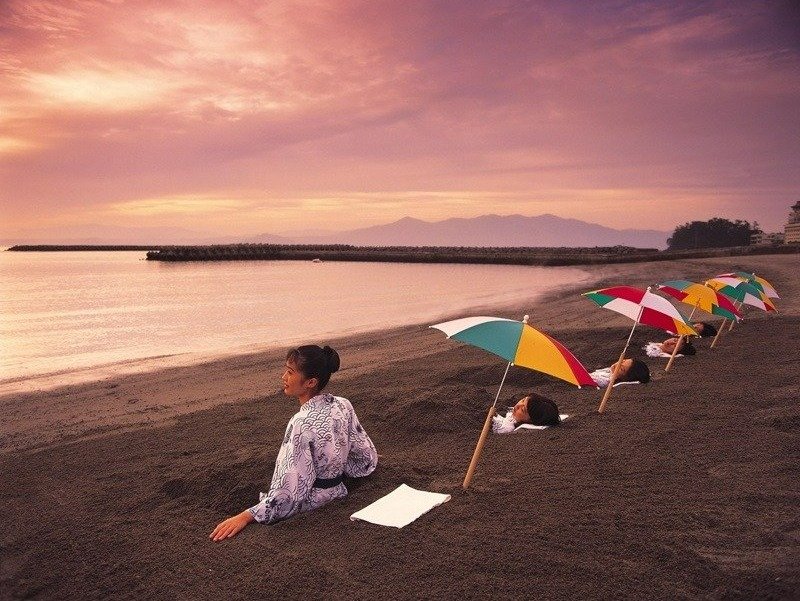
[{"x1": 313, "y1": 474, "x2": 344, "y2": 489}]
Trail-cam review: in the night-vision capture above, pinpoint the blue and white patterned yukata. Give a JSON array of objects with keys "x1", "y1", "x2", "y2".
[{"x1": 248, "y1": 393, "x2": 377, "y2": 524}]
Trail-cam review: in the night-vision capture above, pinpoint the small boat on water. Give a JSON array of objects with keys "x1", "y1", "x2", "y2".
[{"x1": 312, "y1": 258, "x2": 322, "y2": 263}]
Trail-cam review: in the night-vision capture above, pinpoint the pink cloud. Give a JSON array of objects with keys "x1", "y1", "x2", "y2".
[{"x1": 1, "y1": 0, "x2": 798, "y2": 236}]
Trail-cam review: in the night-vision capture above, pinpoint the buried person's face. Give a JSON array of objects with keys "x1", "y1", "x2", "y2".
[
  {"x1": 511, "y1": 396, "x2": 531, "y2": 423},
  {"x1": 611, "y1": 358, "x2": 633, "y2": 378},
  {"x1": 660, "y1": 337, "x2": 682, "y2": 354}
]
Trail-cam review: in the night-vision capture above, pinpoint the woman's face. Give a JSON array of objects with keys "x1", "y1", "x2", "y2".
[
  {"x1": 511, "y1": 397, "x2": 531, "y2": 423},
  {"x1": 661, "y1": 337, "x2": 681, "y2": 353},
  {"x1": 282, "y1": 360, "x2": 315, "y2": 398},
  {"x1": 611, "y1": 358, "x2": 633, "y2": 378}
]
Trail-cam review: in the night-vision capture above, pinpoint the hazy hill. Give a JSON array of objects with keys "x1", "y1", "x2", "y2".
[
  {"x1": 274, "y1": 214, "x2": 669, "y2": 249},
  {"x1": 4, "y1": 214, "x2": 670, "y2": 248}
]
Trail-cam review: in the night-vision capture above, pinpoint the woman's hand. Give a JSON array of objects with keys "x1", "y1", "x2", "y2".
[{"x1": 210, "y1": 510, "x2": 255, "y2": 542}]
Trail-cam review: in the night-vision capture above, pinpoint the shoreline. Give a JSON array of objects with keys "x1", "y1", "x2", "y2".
[
  {"x1": 2, "y1": 253, "x2": 798, "y2": 599},
  {"x1": 2, "y1": 253, "x2": 796, "y2": 455},
  {"x1": 0, "y1": 263, "x2": 596, "y2": 396}
]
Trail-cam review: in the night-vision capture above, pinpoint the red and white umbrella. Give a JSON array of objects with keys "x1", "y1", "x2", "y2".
[{"x1": 583, "y1": 286, "x2": 697, "y2": 412}]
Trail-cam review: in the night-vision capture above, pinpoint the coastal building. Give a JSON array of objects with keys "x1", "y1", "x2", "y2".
[
  {"x1": 785, "y1": 201, "x2": 800, "y2": 244},
  {"x1": 750, "y1": 231, "x2": 785, "y2": 245}
]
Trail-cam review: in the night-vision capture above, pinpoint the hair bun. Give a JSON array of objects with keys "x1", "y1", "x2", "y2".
[{"x1": 322, "y1": 345, "x2": 340, "y2": 373}]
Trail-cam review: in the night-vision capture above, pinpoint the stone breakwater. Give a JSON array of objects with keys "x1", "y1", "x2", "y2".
[{"x1": 144, "y1": 243, "x2": 661, "y2": 265}]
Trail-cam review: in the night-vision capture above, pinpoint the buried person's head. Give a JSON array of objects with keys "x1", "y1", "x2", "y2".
[
  {"x1": 611, "y1": 357, "x2": 650, "y2": 383},
  {"x1": 511, "y1": 393, "x2": 561, "y2": 426},
  {"x1": 625, "y1": 358, "x2": 650, "y2": 383},
  {"x1": 693, "y1": 322, "x2": 718, "y2": 338}
]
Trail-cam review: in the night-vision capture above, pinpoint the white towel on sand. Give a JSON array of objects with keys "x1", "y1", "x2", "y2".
[{"x1": 350, "y1": 484, "x2": 451, "y2": 528}]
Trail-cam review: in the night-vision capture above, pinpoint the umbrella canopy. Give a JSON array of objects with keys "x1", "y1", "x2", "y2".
[
  {"x1": 707, "y1": 277, "x2": 777, "y2": 312},
  {"x1": 657, "y1": 280, "x2": 741, "y2": 322},
  {"x1": 719, "y1": 271, "x2": 780, "y2": 299},
  {"x1": 430, "y1": 316, "x2": 597, "y2": 387},
  {"x1": 583, "y1": 285, "x2": 698, "y2": 336}
]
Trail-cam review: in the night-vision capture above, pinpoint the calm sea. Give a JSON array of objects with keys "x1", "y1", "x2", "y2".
[{"x1": 0, "y1": 251, "x2": 591, "y2": 391}]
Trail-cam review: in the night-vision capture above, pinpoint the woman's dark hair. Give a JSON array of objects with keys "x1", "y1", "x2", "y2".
[
  {"x1": 622, "y1": 359, "x2": 650, "y2": 383},
  {"x1": 525, "y1": 393, "x2": 561, "y2": 426},
  {"x1": 681, "y1": 341, "x2": 697, "y2": 356},
  {"x1": 696, "y1": 322, "x2": 717, "y2": 338},
  {"x1": 286, "y1": 345, "x2": 340, "y2": 391}
]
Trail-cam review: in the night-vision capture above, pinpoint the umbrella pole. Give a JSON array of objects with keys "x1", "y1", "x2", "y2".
[
  {"x1": 598, "y1": 314, "x2": 640, "y2": 414},
  {"x1": 728, "y1": 301, "x2": 740, "y2": 331},
  {"x1": 463, "y1": 362, "x2": 511, "y2": 489},
  {"x1": 664, "y1": 336, "x2": 682, "y2": 372},
  {"x1": 666, "y1": 304, "x2": 697, "y2": 372},
  {"x1": 710, "y1": 318, "x2": 727, "y2": 348}
]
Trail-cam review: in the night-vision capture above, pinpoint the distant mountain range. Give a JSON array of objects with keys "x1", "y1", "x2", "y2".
[
  {"x1": 3, "y1": 214, "x2": 670, "y2": 249},
  {"x1": 248, "y1": 214, "x2": 669, "y2": 249}
]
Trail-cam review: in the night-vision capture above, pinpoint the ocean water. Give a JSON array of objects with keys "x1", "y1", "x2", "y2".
[{"x1": 0, "y1": 251, "x2": 592, "y2": 389}]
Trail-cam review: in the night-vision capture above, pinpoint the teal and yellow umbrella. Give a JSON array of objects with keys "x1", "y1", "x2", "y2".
[
  {"x1": 430, "y1": 315, "x2": 597, "y2": 388},
  {"x1": 657, "y1": 280, "x2": 741, "y2": 322},
  {"x1": 721, "y1": 271, "x2": 779, "y2": 299},
  {"x1": 708, "y1": 276, "x2": 776, "y2": 312}
]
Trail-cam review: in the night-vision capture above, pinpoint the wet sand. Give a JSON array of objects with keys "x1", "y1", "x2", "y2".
[{"x1": 1, "y1": 254, "x2": 798, "y2": 600}]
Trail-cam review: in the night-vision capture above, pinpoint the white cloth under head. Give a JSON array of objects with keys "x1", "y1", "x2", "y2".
[
  {"x1": 644, "y1": 342, "x2": 683, "y2": 359},
  {"x1": 492, "y1": 411, "x2": 569, "y2": 433},
  {"x1": 589, "y1": 367, "x2": 643, "y2": 388}
]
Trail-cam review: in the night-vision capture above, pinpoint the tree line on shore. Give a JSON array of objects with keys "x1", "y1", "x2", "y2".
[{"x1": 667, "y1": 218, "x2": 762, "y2": 250}]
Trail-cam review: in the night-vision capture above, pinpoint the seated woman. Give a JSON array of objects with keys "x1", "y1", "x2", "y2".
[
  {"x1": 492, "y1": 392, "x2": 561, "y2": 433},
  {"x1": 693, "y1": 321, "x2": 717, "y2": 338},
  {"x1": 590, "y1": 358, "x2": 650, "y2": 387},
  {"x1": 210, "y1": 344, "x2": 377, "y2": 542}
]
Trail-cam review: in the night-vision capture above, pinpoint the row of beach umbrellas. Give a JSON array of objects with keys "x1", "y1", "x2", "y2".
[{"x1": 430, "y1": 271, "x2": 779, "y2": 489}]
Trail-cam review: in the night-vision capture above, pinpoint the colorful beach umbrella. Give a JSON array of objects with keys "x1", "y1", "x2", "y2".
[
  {"x1": 431, "y1": 315, "x2": 598, "y2": 388},
  {"x1": 720, "y1": 271, "x2": 779, "y2": 299},
  {"x1": 583, "y1": 286, "x2": 698, "y2": 412},
  {"x1": 430, "y1": 315, "x2": 596, "y2": 488},
  {"x1": 706, "y1": 275, "x2": 776, "y2": 344},
  {"x1": 583, "y1": 286, "x2": 698, "y2": 336},
  {"x1": 657, "y1": 280, "x2": 741, "y2": 321},
  {"x1": 707, "y1": 276, "x2": 776, "y2": 312},
  {"x1": 656, "y1": 280, "x2": 741, "y2": 370}
]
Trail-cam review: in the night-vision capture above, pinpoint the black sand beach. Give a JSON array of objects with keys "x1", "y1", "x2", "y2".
[{"x1": 1, "y1": 255, "x2": 798, "y2": 600}]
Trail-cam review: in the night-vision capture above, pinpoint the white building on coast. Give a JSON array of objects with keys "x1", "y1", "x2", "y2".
[
  {"x1": 750, "y1": 231, "x2": 785, "y2": 245},
  {"x1": 785, "y1": 201, "x2": 800, "y2": 244}
]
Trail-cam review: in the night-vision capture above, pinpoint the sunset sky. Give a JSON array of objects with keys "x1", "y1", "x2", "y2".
[{"x1": 1, "y1": 0, "x2": 798, "y2": 240}]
